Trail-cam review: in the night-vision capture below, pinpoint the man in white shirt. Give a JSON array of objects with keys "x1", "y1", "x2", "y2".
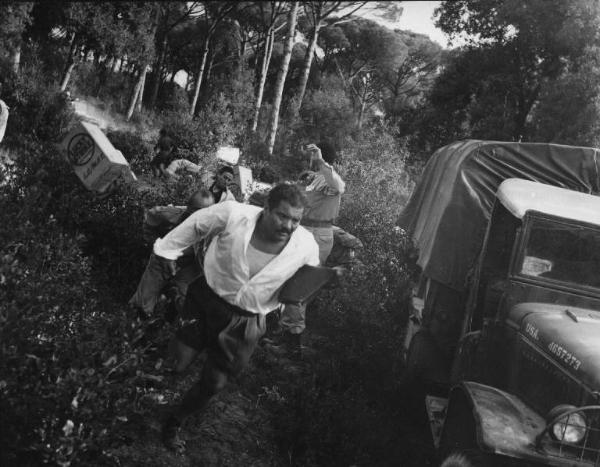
[{"x1": 154, "y1": 183, "x2": 319, "y2": 452}]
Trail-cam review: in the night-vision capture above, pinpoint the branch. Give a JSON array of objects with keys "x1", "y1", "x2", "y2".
[
  {"x1": 329, "y1": 1, "x2": 368, "y2": 25},
  {"x1": 167, "y1": 1, "x2": 200, "y2": 33}
]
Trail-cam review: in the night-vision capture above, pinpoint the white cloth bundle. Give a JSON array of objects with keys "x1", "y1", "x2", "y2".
[{"x1": 0, "y1": 100, "x2": 8, "y2": 144}]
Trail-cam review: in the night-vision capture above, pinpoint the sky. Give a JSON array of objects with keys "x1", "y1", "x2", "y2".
[
  {"x1": 364, "y1": 1, "x2": 449, "y2": 48},
  {"x1": 394, "y1": 1, "x2": 447, "y2": 47}
]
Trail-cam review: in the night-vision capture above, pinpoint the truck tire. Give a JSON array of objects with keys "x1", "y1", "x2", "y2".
[
  {"x1": 438, "y1": 391, "x2": 485, "y2": 465},
  {"x1": 440, "y1": 449, "x2": 490, "y2": 467}
]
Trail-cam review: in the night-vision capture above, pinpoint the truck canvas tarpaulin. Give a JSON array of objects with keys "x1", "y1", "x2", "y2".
[
  {"x1": 60, "y1": 121, "x2": 135, "y2": 193},
  {"x1": 398, "y1": 140, "x2": 600, "y2": 292}
]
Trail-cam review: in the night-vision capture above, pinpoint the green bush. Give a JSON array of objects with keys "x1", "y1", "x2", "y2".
[
  {"x1": 0, "y1": 46, "x2": 425, "y2": 464},
  {"x1": 0, "y1": 59, "x2": 75, "y2": 144},
  {"x1": 156, "y1": 81, "x2": 190, "y2": 114},
  {"x1": 269, "y1": 129, "x2": 420, "y2": 466},
  {"x1": 297, "y1": 74, "x2": 356, "y2": 150},
  {"x1": 70, "y1": 62, "x2": 135, "y2": 115},
  {"x1": 107, "y1": 130, "x2": 154, "y2": 175},
  {"x1": 0, "y1": 135, "x2": 211, "y2": 465}
]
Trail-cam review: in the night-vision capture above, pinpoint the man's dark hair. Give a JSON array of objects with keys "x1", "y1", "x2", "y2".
[
  {"x1": 248, "y1": 189, "x2": 270, "y2": 207},
  {"x1": 317, "y1": 140, "x2": 337, "y2": 164},
  {"x1": 157, "y1": 135, "x2": 174, "y2": 151},
  {"x1": 217, "y1": 165, "x2": 234, "y2": 176},
  {"x1": 267, "y1": 183, "x2": 306, "y2": 210}
]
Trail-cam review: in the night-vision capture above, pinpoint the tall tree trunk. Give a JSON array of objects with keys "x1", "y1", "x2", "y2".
[
  {"x1": 295, "y1": 24, "x2": 320, "y2": 114},
  {"x1": 357, "y1": 103, "x2": 365, "y2": 130},
  {"x1": 514, "y1": 84, "x2": 541, "y2": 141},
  {"x1": 126, "y1": 65, "x2": 147, "y2": 121},
  {"x1": 60, "y1": 36, "x2": 79, "y2": 92},
  {"x1": 251, "y1": 29, "x2": 275, "y2": 132},
  {"x1": 238, "y1": 36, "x2": 247, "y2": 80},
  {"x1": 11, "y1": 43, "x2": 21, "y2": 74},
  {"x1": 112, "y1": 57, "x2": 120, "y2": 73},
  {"x1": 189, "y1": 42, "x2": 210, "y2": 117},
  {"x1": 357, "y1": 91, "x2": 366, "y2": 130},
  {"x1": 266, "y1": 2, "x2": 299, "y2": 155},
  {"x1": 149, "y1": 34, "x2": 168, "y2": 109},
  {"x1": 136, "y1": 68, "x2": 146, "y2": 112},
  {"x1": 203, "y1": 51, "x2": 215, "y2": 95},
  {"x1": 60, "y1": 61, "x2": 76, "y2": 92},
  {"x1": 95, "y1": 65, "x2": 109, "y2": 97}
]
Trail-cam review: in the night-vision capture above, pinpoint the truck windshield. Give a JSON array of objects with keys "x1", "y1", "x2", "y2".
[{"x1": 519, "y1": 217, "x2": 600, "y2": 289}]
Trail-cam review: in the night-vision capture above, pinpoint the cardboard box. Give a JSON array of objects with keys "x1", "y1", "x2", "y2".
[
  {"x1": 233, "y1": 165, "x2": 254, "y2": 196},
  {"x1": 60, "y1": 121, "x2": 134, "y2": 192},
  {"x1": 216, "y1": 146, "x2": 240, "y2": 165}
]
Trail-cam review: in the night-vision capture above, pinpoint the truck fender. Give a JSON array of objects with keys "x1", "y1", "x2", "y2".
[{"x1": 442, "y1": 381, "x2": 548, "y2": 463}]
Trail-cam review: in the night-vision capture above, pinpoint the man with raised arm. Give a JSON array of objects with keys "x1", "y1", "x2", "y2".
[
  {"x1": 275, "y1": 141, "x2": 346, "y2": 355},
  {"x1": 153, "y1": 183, "x2": 319, "y2": 453}
]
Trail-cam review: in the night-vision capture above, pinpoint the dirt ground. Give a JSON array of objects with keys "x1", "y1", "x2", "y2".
[
  {"x1": 64, "y1": 98, "x2": 435, "y2": 467},
  {"x1": 104, "y1": 323, "x2": 437, "y2": 467}
]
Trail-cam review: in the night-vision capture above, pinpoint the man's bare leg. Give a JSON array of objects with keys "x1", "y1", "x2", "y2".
[
  {"x1": 162, "y1": 360, "x2": 229, "y2": 453},
  {"x1": 169, "y1": 338, "x2": 200, "y2": 373}
]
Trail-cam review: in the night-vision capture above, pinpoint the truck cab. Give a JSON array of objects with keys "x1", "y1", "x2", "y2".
[
  {"x1": 440, "y1": 179, "x2": 600, "y2": 466},
  {"x1": 399, "y1": 141, "x2": 600, "y2": 466}
]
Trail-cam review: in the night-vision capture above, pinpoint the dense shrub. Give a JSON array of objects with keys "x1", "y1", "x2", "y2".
[
  {"x1": 269, "y1": 128, "x2": 420, "y2": 465},
  {"x1": 0, "y1": 59, "x2": 74, "y2": 144},
  {"x1": 155, "y1": 80, "x2": 190, "y2": 114},
  {"x1": 296, "y1": 74, "x2": 356, "y2": 150},
  {"x1": 0, "y1": 135, "x2": 211, "y2": 465},
  {"x1": 0, "y1": 149, "x2": 125, "y2": 465},
  {"x1": 107, "y1": 130, "x2": 155, "y2": 175},
  {"x1": 70, "y1": 62, "x2": 135, "y2": 115},
  {"x1": 208, "y1": 67, "x2": 255, "y2": 134},
  {"x1": 159, "y1": 94, "x2": 242, "y2": 168},
  {"x1": 0, "y1": 36, "x2": 425, "y2": 465}
]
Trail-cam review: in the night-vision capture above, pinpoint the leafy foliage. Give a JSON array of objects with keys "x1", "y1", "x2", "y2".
[
  {"x1": 409, "y1": 0, "x2": 600, "y2": 159},
  {"x1": 265, "y1": 129, "x2": 420, "y2": 465},
  {"x1": 0, "y1": 58, "x2": 75, "y2": 143},
  {"x1": 320, "y1": 18, "x2": 408, "y2": 128},
  {"x1": 0, "y1": 2, "x2": 33, "y2": 55}
]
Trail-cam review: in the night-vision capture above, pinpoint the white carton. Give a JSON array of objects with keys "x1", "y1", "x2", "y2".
[
  {"x1": 216, "y1": 146, "x2": 240, "y2": 165},
  {"x1": 234, "y1": 165, "x2": 254, "y2": 196},
  {"x1": 0, "y1": 99, "x2": 8, "y2": 144},
  {"x1": 60, "y1": 121, "x2": 134, "y2": 192}
]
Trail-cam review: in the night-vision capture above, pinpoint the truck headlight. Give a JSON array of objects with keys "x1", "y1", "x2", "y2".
[{"x1": 547, "y1": 405, "x2": 588, "y2": 444}]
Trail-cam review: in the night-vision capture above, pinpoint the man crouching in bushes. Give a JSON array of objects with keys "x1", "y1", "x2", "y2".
[
  {"x1": 152, "y1": 183, "x2": 319, "y2": 453},
  {"x1": 129, "y1": 189, "x2": 214, "y2": 321}
]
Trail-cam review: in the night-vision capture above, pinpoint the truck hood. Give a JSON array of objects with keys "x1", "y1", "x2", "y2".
[{"x1": 509, "y1": 303, "x2": 600, "y2": 390}]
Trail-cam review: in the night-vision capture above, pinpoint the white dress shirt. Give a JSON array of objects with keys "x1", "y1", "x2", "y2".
[{"x1": 153, "y1": 201, "x2": 320, "y2": 315}]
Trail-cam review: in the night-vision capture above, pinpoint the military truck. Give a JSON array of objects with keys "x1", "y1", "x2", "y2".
[{"x1": 399, "y1": 140, "x2": 600, "y2": 466}]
